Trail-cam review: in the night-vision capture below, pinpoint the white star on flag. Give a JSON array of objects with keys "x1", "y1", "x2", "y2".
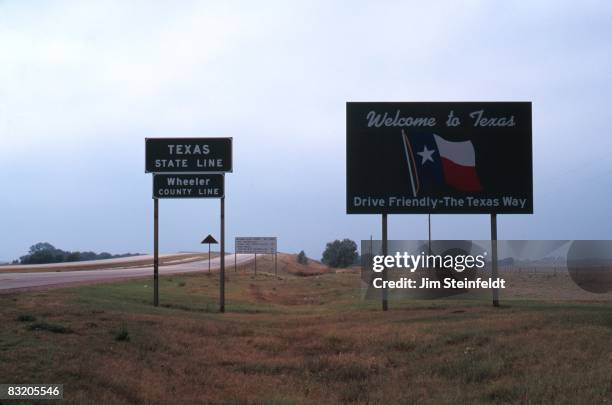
[{"x1": 417, "y1": 145, "x2": 435, "y2": 164}]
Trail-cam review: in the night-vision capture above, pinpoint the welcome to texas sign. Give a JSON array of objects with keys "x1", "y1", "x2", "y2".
[{"x1": 346, "y1": 102, "x2": 532, "y2": 214}]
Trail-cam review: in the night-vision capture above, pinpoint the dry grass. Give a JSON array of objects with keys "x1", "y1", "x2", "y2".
[
  {"x1": 234, "y1": 253, "x2": 332, "y2": 277},
  {"x1": 1, "y1": 258, "x2": 611, "y2": 404}
]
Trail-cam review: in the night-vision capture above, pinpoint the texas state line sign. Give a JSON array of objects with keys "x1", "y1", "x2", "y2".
[{"x1": 346, "y1": 102, "x2": 533, "y2": 214}]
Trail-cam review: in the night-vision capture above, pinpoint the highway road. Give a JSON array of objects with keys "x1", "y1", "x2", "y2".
[{"x1": 0, "y1": 254, "x2": 253, "y2": 293}]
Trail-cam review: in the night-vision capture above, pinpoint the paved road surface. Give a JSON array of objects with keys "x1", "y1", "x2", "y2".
[
  {"x1": 0, "y1": 253, "x2": 205, "y2": 272},
  {"x1": 0, "y1": 254, "x2": 253, "y2": 293}
]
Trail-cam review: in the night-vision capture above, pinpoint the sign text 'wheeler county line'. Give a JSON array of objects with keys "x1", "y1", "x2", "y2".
[
  {"x1": 346, "y1": 102, "x2": 533, "y2": 214},
  {"x1": 153, "y1": 173, "x2": 224, "y2": 199},
  {"x1": 145, "y1": 137, "x2": 232, "y2": 173}
]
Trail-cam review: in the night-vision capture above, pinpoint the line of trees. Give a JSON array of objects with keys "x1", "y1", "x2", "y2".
[{"x1": 19, "y1": 242, "x2": 139, "y2": 265}]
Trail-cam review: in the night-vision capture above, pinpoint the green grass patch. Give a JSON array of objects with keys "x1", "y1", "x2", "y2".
[
  {"x1": 384, "y1": 335, "x2": 418, "y2": 352},
  {"x1": 303, "y1": 356, "x2": 372, "y2": 381},
  {"x1": 437, "y1": 353, "x2": 506, "y2": 383},
  {"x1": 443, "y1": 329, "x2": 489, "y2": 346}
]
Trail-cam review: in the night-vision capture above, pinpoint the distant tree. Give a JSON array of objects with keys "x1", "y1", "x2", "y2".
[
  {"x1": 28, "y1": 242, "x2": 56, "y2": 255},
  {"x1": 20, "y1": 242, "x2": 59, "y2": 264},
  {"x1": 297, "y1": 250, "x2": 308, "y2": 265},
  {"x1": 21, "y1": 250, "x2": 53, "y2": 264},
  {"x1": 321, "y1": 239, "x2": 358, "y2": 268},
  {"x1": 65, "y1": 252, "x2": 81, "y2": 262}
]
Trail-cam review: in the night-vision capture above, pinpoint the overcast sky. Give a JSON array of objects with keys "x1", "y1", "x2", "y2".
[{"x1": 1, "y1": 1, "x2": 611, "y2": 262}]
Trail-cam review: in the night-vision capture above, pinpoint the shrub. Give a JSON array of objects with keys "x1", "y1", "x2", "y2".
[
  {"x1": 115, "y1": 324, "x2": 130, "y2": 342},
  {"x1": 297, "y1": 250, "x2": 308, "y2": 265},
  {"x1": 16, "y1": 314, "x2": 36, "y2": 322},
  {"x1": 27, "y1": 322, "x2": 73, "y2": 334},
  {"x1": 321, "y1": 239, "x2": 358, "y2": 268}
]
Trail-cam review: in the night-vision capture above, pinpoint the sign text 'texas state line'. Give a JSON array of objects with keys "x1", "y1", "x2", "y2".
[{"x1": 145, "y1": 137, "x2": 232, "y2": 173}]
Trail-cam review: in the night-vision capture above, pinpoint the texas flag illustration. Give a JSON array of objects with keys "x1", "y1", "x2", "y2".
[{"x1": 401, "y1": 130, "x2": 482, "y2": 196}]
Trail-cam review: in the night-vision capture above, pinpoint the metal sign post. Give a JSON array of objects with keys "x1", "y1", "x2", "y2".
[
  {"x1": 220, "y1": 196, "x2": 225, "y2": 313},
  {"x1": 382, "y1": 213, "x2": 388, "y2": 311},
  {"x1": 491, "y1": 214, "x2": 499, "y2": 307},
  {"x1": 154, "y1": 198, "x2": 159, "y2": 307},
  {"x1": 428, "y1": 214, "x2": 432, "y2": 255},
  {"x1": 254, "y1": 254, "x2": 257, "y2": 275}
]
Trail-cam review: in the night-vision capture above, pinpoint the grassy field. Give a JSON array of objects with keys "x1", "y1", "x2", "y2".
[{"x1": 1, "y1": 256, "x2": 611, "y2": 404}]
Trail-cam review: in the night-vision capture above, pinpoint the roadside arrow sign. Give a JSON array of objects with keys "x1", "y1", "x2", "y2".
[
  {"x1": 201, "y1": 235, "x2": 218, "y2": 244},
  {"x1": 201, "y1": 234, "x2": 218, "y2": 272}
]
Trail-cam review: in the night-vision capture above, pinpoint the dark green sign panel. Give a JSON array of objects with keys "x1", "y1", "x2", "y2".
[
  {"x1": 145, "y1": 137, "x2": 232, "y2": 173},
  {"x1": 347, "y1": 102, "x2": 532, "y2": 214},
  {"x1": 153, "y1": 173, "x2": 224, "y2": 199}
]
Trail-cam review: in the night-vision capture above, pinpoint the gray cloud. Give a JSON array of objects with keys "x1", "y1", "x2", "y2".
[{"x1": 1, "y1": 1, "x2": 611, "y2": 261}]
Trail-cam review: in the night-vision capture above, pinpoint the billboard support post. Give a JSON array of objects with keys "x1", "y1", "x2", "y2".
[
  {"x1": 153, "y1": 198, "x2": 159, "y2": 307},
  {"x1": 274, "y1": 252, "x2": 277, "y2": 276},
  {"x1": 491, "y1": 213, "x2": 499, "y2": 307},
  {"x1": 234, "y1": 252, "x2": 237, "y2": 272},
  {"x1": 382, "y1": 213, "x2": 388, "y2": 311},
  {"x1": 220, "y1": 196, "x2": 225, "y2": 313},
  {"x1": 254, "y1": 254, "x2": 257, "y2": 275},
  {"x1": 428, "y1": 214, "x2": 432, "y2": 254}
]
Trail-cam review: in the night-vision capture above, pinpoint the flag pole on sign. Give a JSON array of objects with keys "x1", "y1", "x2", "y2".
[{"x1": 401, "y1": 130, "x2": 418, "y2": 198}]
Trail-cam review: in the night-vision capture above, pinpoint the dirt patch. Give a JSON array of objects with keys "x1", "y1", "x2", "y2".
[{"x1": 250, "y1": 253, "x2": 333, "y2": 276}]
